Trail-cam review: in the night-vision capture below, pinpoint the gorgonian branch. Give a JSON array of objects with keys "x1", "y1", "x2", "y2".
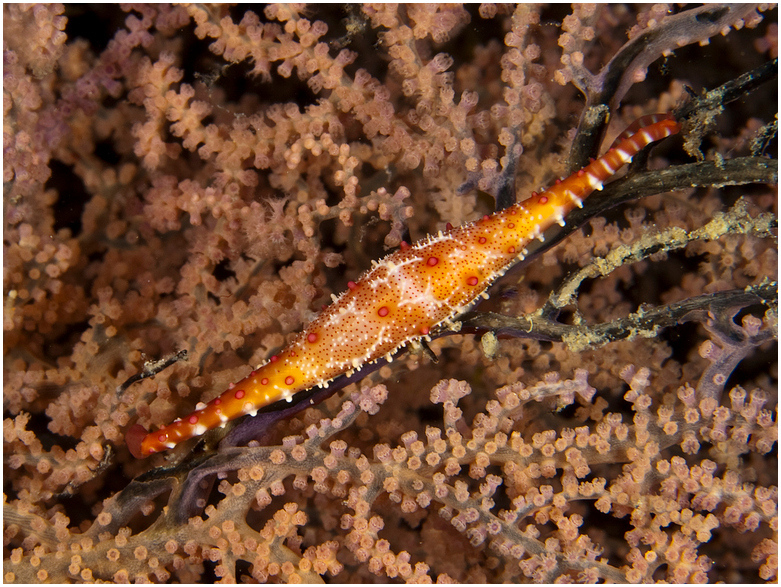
[
  {"x1": 568, "y1": 5, "x2": 769, "y2": 169},
  {"x1": 541, "y1": 198, "x2": 776, "y2": 313},
  {"x1": 519, "y1": 59, "x2": 777, "y2": 259},
  {"x1": 457, "y1": 282, "x2": 776, "y2": 350},
  {"x1": 677, "y1": 57, "x2": 778, "y2": 121},
  {"x1": 523, "y1": 157, "x2": 778, "y2": 261},
  {"x1": 116, "y1": 349, "x2": 188, "y2": 395},
  {"x1": 448, "y1": 197, "x2": 776, "y2": 353}
]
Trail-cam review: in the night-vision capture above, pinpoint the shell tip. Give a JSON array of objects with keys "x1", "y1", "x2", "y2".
[{"x1": 126, "y1": 424, "x2": 149, "y2": 459}]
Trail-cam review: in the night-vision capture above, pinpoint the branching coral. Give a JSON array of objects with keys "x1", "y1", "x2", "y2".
[{"x1": 4, "y1": 4, "x2": 777, "y2": 583}]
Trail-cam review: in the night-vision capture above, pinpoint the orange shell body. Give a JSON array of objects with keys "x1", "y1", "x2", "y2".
[{"x1": 132, "y1": 115, "x2": 679, "y2": 456}]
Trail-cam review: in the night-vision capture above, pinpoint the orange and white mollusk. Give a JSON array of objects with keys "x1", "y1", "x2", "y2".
[{"x1": 128, "y1": 114, "x2": 680, "y2": 457}]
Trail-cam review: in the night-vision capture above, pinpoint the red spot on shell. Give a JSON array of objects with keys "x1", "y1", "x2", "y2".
[
  {"x1": 261, "y1": 377, "x2": 269, "y2": 385},
  {"x1": 188, "y1": 414, "x2": 199, "y2": 424},
  {"x1": 426, "y1": 256, "x2": 439, "y2": 266},
  {"x1": 285, "y1": 376, "x2": 295, "y2": 385},
  {"x1": 420, "y1": 326, "x2": 430, "y2": 335},
  {"x1": 214, "y1": 398, "x2": 222, "y2": 406},
  {"x1": 235, "y1": 389, "x2": 245, "y2": 399},
  {"x1": 158, "y1": 433, "x2": 167, "y2": 442},
  {"x1": 539, "y1": 196, "x2": 548, "y2": 204},
  {"x1": 467, "y1": 276, "x2": 479, "y2": 286},
  {"x1": 378, "y1": 306, "x2": 389, "y2": 317},
  {"x1": 307, "y1": 332, "x2": 318, "y2": 343},
  {"x1": 508, "y1": 246, "x2": 515, "y2": 254},
  {"x1": 478, "y1": 236, "x2": 487, "y2": 244},
  {"x1": 347, "y1": 281, "x2": 357, "y2": 290},
  {"x1": 507, "y1": 223, "x2": 515, "y2": 229}
]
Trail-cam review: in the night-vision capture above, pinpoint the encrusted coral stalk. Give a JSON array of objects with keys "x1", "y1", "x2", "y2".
[{"x1": 129, "y1": 115, "x2": 680, "y2": 457}]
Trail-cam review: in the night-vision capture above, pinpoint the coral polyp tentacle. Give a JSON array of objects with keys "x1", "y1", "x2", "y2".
[{"x1": 129, "y1": 115, "x2": 680, "y2": 457}]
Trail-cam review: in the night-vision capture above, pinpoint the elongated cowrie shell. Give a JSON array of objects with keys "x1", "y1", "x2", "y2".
[{"x1": 131, "y1": 115, "x2": 680, "y2": 457}]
